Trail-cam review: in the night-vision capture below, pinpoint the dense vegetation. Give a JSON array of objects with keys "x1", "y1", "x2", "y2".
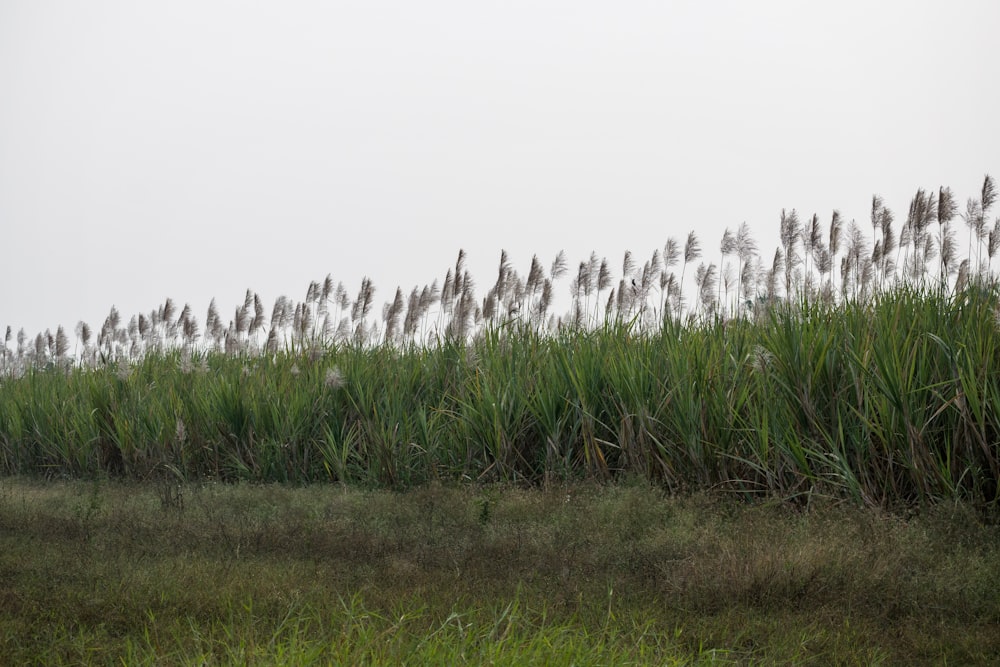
[
  {"x1": 1, "y1": 284, "x2": 999, "y2": 511},
  {"x1": 1, "y1": 176, "x2": 998, "y2": 510},
  {"x1": 2, "y1": 178, "x2": 999, "y2": 664}
]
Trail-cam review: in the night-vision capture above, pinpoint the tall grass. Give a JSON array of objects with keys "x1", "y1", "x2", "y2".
[{"x1": 1, "y1": 176, "x2": 998, "y2": 509}]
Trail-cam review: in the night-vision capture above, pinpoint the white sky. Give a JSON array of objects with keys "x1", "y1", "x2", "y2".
[{"x1": 1, "y1": 1, "x2": 998, "y2": 339}]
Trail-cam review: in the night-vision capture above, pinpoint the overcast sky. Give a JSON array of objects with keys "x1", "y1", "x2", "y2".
[{"x1": 1, "y1": 1, "x2": 998, "y2": 339}]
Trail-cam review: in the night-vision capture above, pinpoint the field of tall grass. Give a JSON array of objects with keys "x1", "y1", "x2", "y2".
[
  {"x1": 1, "y1": 176, "x2": 999, "y2": 510},
  {"x1": 3, "y1": 177, "x2": 1000, "y2": 664}
]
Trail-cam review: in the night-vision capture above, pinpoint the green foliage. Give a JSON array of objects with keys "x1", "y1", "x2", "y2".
[
  {"x1": 1, "y1": 284, "x2": 1000, "y2": 509},
  {"x1": 2, "y1": 479, "x2": 998, "y2": 664}
]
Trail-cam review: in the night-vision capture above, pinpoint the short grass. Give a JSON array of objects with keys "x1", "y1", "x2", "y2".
[{"x1": 2, "y1": 477, "x2": 998, "y2": 665}]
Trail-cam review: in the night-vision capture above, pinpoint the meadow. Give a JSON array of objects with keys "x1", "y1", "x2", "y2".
[
  {"x1": 2, "y1": 478, "x2": 998, "y2": 664},
  {"x1": 1, "y1": 176, "x2": 999, "y2": 663}
]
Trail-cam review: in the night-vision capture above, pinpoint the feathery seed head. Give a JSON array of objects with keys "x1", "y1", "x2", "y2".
[
  {"x1": 721, "y1": 228, "x2": 737, "y2": 255},
  {"x1": 751, "y1": 345, "x2": 774, "y2": 373},
  {"x1": 76, "y1": 321, "x2": 91, "y2": 347},
  {"x1": 622, "y1": 250, "x2": 635, "y2": 277},
  {"x1": 598, "y1": 259, "x2": 611, "y2": 292},
  {"x1": 550, "y1": 250, "x2": 568, "y2": 280},
  {"x1": 55, "y1": 326, "x2": 70, "y2": 358},
  {"x1": 322, "y1": 274, "x2": 334, "y2": 301},
  {"x1": 956, "y1": 259, "x2": 970, "y2": 292},
  {"x1": 982, "y1": 174, "x2": 996, "y2": 215},
  {"x1": 828, "y1": 210, "x2": 843, "y2": 256},
  {"x1": 325, "y1": 366, "x2": 345, "y2": 390},
  {"x1": 735, "y1": 222, "x2": 757, "y2": 261},
  {"x1": 162, "y1": 298, "x2": 176, "y2": 325},
  {"x1": 780, "y1": 209, "x2": 800, "y2": 252},
  {"x1": 664, "y1": 238, "x2": 680, "y2": 268},
  {"x1": 684, "y1": 231, "x2": 701, "y2": 263},
  {"x1": 808, "y1": 214, "x2": 822, "y2": 252},
  {"x1": 938, "y1": 186, "x2": 956, "y2": 223}
]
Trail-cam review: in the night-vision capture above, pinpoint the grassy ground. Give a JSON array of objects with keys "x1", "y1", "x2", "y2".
[{"x1": 1, "y1": 477, "x2": 998, "y2": 665}]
